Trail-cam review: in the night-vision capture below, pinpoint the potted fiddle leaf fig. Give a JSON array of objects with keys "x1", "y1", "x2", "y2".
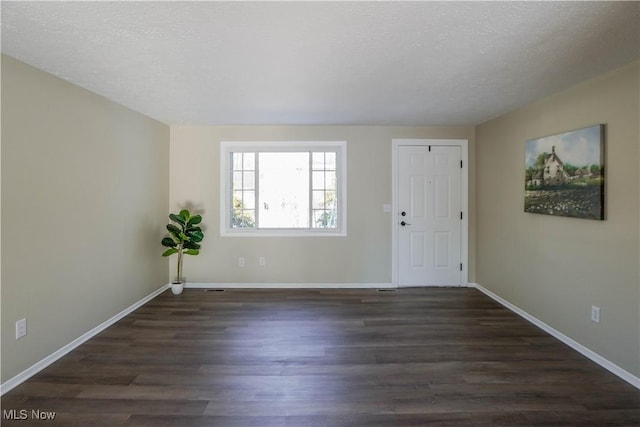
[{"x1": 161, "y1": 209, "x2": 204, "y2": 295}]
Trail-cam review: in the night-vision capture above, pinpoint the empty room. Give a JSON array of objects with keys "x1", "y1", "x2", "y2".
[{"x1": 1, "y1": 1, "x2": 639, "y2": 426}]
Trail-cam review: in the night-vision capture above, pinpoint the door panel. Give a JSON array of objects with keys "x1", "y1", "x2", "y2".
[
  {"x1": 398, "y1": 145, "x2": 461, "y2": 286},
  {"x1": 434, "y1": 175, "x2": 450, "y2": 218},
  {"x1": 434, "y1": 231, "x2": 450, "y2": 268},
  {"x1": 410, "y1": 177, "x2": 426, "y2": 218},
  {"x1": 409, "y1": 232, "x2": 425, "y2": 268}
]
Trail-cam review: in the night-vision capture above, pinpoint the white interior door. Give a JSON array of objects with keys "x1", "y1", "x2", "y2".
[{"x1": 397, "y1": 144, "x2": 462, "y2": 286}]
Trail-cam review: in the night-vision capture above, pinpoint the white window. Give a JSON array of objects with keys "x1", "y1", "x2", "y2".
[{"x1": 220, "y1": 141, "x2": 347, "y2": 236}]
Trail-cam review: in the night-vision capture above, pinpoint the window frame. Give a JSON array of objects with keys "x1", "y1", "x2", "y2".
[{"x1": 220, "y1": 141, "x2": 347, "y2": 237}]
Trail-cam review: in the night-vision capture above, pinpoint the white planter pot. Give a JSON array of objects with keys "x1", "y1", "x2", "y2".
[{"x1": 171, "y1": 282, "x2": 184, "y2": 295}]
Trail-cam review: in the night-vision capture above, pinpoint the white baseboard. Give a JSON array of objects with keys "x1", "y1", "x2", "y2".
[
  {"x1": 0, "y1": 284, "x2": 170, "y2": 396},
  {"x1": 183, "y1": 282, "x2": 473, "y2": 289},
  {"x1": 472, "y1": 283, "x2": 640, "y2": 389},
  {"x1": 184, "y1": 282, "x2": 395, "y2": 289}
]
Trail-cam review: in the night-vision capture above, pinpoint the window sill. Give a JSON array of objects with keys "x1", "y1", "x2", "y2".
[{"x1": 221, "y1": 229, "x2": 347, "y2": 237}]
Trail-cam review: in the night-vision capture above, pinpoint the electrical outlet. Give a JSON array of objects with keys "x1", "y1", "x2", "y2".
[
  {"x1": 238, "y1": 257, "x2": 245, "y2": 267},
  {"x1": 16, "y1": 318, "x2": 27, "y2": 339},
  {"x1": 591, "y1": 305, "x2": 601, "y2": 323},
  {"x1": 259, "y1": 256, "x2": 266, "y2": 266}
]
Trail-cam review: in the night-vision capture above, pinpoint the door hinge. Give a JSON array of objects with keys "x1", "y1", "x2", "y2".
[
  {"x1": 460, "y1": 160, "x2": 463, "y2": 168},
  {"x1": 460, "y1": 211, "x2": 463, "y2": 220},
  {"x1": 428, "y1": 145, "x2": 431, "y2": 152},
  {"x1": 460, "y1": 263, "x2": 463, "y2": 271}
]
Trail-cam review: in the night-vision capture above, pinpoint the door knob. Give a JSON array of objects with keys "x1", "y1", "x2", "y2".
[
  {"x1": 401, "y1": 211, "x2": 407, "y2": 216},
  {"x1": 400, "y1": 221, "x2": 411, "y2": 226}
]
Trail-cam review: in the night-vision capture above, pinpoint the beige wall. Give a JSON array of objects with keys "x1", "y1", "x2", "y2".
[
  {"x1": 1, "y1": 56, "x2": 170, "y2": 383},
  {"x1": 2, "y1": 52, "x2": 635, "y2": 387},
  {"x1": 170, "y1": 126, "x2": 476, "y2": 284},
  {"x1": 476, "y1": 62, "x2": 639, "y2": 376}
]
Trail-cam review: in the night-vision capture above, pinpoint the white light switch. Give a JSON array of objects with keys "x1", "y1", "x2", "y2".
[
  {"x1": 591, "y1": 306, "x2": 601, "y2": 323},
  {"x1": 16, "y1": 318, "x2": 27, "y2": 339}
]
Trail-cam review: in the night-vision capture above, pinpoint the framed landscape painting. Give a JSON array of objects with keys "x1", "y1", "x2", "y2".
[{"x1": 524, "y1": 124, "x2": 605, "y2": 220}]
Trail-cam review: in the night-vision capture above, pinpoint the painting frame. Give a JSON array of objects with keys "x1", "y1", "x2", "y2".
[{"x1": 524, "y1": 124, "x2": 605, "y2": 220}]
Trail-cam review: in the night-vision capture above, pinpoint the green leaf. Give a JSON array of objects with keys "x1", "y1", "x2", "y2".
[
  {"x1": 187, "y1": 215, "x2": 202, "y2": 226},
  {"x1": 179, "y1": 209, "x2": 190, "y2": 221},
  {"x1": 188, "y1": 231, "x2": 204, "y2": 242},
  {"x1": 184, "y1": 249, "x2": 200, "y2": 256},
  {"x1": 183, "y1": 241, "x2": 201, "y2": 250},
  {"x1": 162, "y1": 248, "x2": 178, "y2": 257},
  {"x1": 167, "y1": 224, "x2": 182, "y2": 239},
  {"x1": 186, "y1": 226, "x2": 202, "y2": 234},
  {"x1": 161, "y1": 237, "x2": 177, "y2": 248},
  {"x1": 169, "y1": 213, "x2": 185, "y2": 226}
]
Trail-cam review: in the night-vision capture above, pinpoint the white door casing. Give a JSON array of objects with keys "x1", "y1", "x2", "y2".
[{"x1": 392, "y1": 139, "x2": 468, "y2": 287}]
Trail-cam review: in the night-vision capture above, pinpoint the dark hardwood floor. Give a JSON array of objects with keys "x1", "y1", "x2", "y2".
[{"x1": 2, "y1": 288, "x2": 639, "y2": 426}]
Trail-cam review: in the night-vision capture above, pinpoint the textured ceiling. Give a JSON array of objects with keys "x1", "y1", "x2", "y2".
[{"x1": 2, "y1": 1, "x2": 639, "y2": 126}]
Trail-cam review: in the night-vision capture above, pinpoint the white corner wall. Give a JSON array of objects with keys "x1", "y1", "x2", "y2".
[
  {"x1": 476, "y1": 61, "x2": 640, "y2": 377},
  {"x1": 170, "y1": 125, "x2": 476, "y2": 285},
  {"x1": 1, "y1": 55, "x2": 170, "y2": 384}
]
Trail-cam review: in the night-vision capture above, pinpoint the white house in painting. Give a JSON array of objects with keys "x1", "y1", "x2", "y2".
[
  {"x1": 542, "y1": 146, "x2": 570, "y2": 185},
  {"x1": 526, "y1": 146, "x2": 575, "y2": 188}
]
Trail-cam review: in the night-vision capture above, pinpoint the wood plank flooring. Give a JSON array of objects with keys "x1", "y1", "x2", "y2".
[{"x1": 2, "y1": 288, "x2": 639, "y2": 426}]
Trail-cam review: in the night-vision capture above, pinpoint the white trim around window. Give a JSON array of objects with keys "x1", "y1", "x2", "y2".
[{"x1": 220, "y1": 141, "x2": 347, "y2": 237}]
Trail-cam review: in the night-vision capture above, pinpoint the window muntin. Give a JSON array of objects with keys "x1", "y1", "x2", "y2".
[
  {"x1": 221, "y1": 141, "x2": 346, "y2": 236},
  {"x1": 311, "y1": 152, "x2": 337, "y2": 229},
  {"x1": 231, "y1": 152, "x2": 256, "y2": 228}
]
